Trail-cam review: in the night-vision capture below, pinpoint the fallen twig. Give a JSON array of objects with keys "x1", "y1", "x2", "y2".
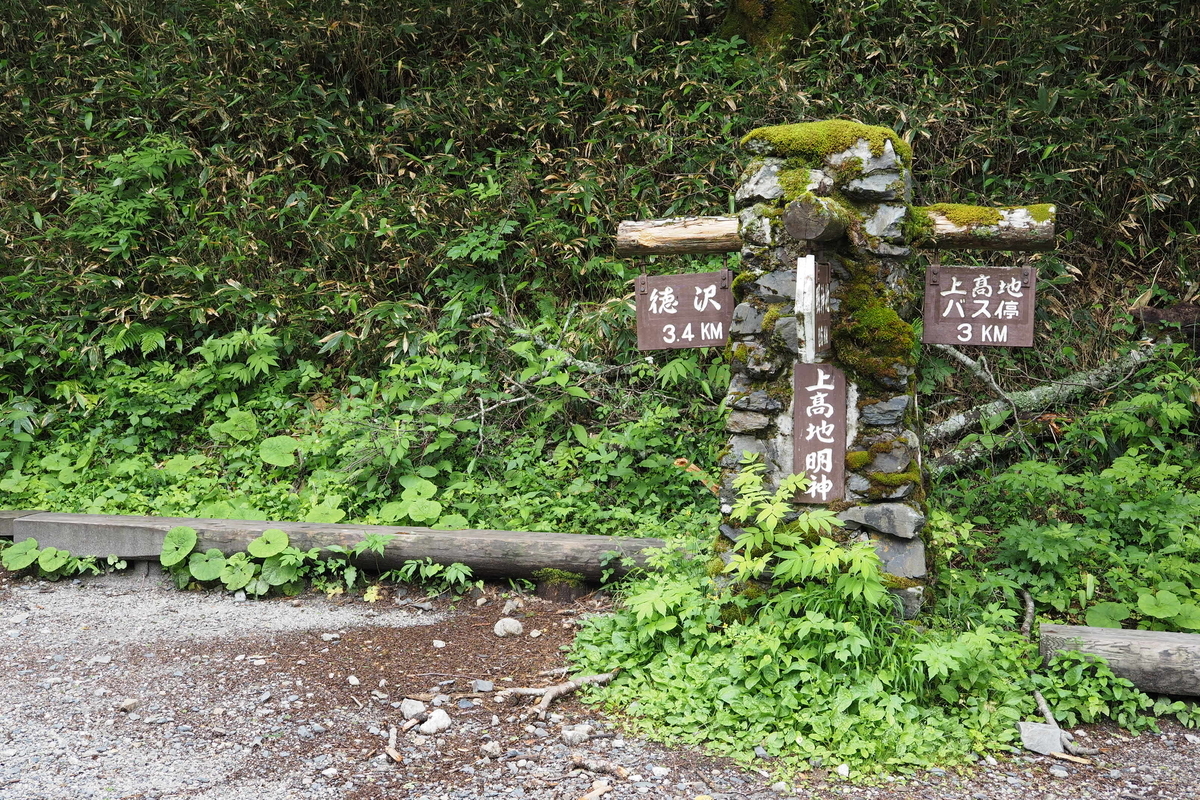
[
  {"x1": 571, "y1": 753, "x2": 629, "y2": 779},
  {"x1": 578, "y1": 780, "x2": 612, "y2": 800},
  {"x1": 1020, "y1": 589, "x2": 1036, "y2": 641},
  {"x1": 1050, "y1": 751, "x2": 1093, "y2": 765},
  {"x1": 494, "y1": 670, "x2": 620, "y2": 719}
]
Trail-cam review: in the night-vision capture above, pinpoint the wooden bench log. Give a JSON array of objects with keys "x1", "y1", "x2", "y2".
[
  {"x1": 1040, "y1": 623, "x2": 1200, "y2": 697},
  {"x1": 616, "y1": 204, "x2": 1055, "y2": 255},
  {"x1": 7, "y1": 512, "x2": 661, "y2": 581}
]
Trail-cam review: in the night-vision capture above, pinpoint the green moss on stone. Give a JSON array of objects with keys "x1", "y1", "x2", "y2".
[
  {"x1": 705, "y1": 556, "x2": 727, "y2": 578},
  {"x1": 925, "y1": 203, "x2": 1002, "y2": 227},
  {"x1": 882, "y1": 573, "x2": 923, "y2": 589},
  {"x1": 1027, "y1": 203, "x2": 1055, "y2": 223},
  {"x1": 868, "y1": 466, "x2": 921, "y2": 487},
  {"x1": 741, "y1": 120, "x2": 911, "y2": 163},
  {"x1": 904, "y1": 206, "x2": 933, "y2": 242},
  {"x1": 732, "y1": 269, "x2": 758, "y2": 300},
  {"x1": 532, "y1": 568, "x2": 585, "y2": 587},
  {"x1": 832, "y1": 302, "x2": 916, "y2": 389},
  {"x1": 845, "y1": 450, "x2": 872, "y2": 471}
]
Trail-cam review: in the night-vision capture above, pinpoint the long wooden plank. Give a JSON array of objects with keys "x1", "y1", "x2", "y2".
[
  {"x1": 615, "y1": 216, "x2": 740, "y2": 255},
  {"x1": 1040, "y1": 623, "x2": 1200, "y2": 697},
  {"x1": 10, "y1": 512, "x2": 661, "y2": 581}
]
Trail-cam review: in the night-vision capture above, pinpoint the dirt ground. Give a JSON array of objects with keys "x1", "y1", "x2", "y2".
[{"x1": 1, "y1": 565, "x2": 1198, "y2": 800}]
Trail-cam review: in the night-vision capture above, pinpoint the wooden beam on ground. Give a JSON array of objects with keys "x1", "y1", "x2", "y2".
[
  {"x1": 8, "y1": 512, "x2": 661, "y2": 581},
  {"x1": 1040, "y1": 623, "x2": 1200, "y2": 697},
  {"x1": 616, "y1": 204, "x2": 1055, "y2": 254},
  {"x1": 0, "y1": 510, "x2": 43, "y2": 539},
  {"x1": 615, "y1": 216, "x2": 740, "y2": 256}
]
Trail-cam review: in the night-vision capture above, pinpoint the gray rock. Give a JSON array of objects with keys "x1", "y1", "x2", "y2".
[
  {"x1": 493, "y1": 618, "x2": 524, "y2": 638},
  {"x1": 827, "y1": 138, "x2": 901, "y2": 175},
  {"x1": 471, "y1": 679, "x2": 494, "y2": 693},
  {"x1": 869, "y1": 444, "x2": 912, "y2": 474},
  {"x1": 860, "y1": 395, "x2": 909, "y2": 426},
  {"x1": 400, "y1": 698, "x2": 427, "y2": 719},
  {"x1": 837, "y1": 503, "x2": 925, "y2": 539},
  {"x1": 1049, "y1": 765, "x2": 1069, "y2": 778},
  {"x1": 843, "y1": 172, "x2": 903, "y2": 202},
  {"x1": 730, "y1": 303, "x2": 766, "y2": 336},
  {"x1": 729, "y1": 388, "x2": 783, "y2": 413},
  {"x1": 726, "y1": 411, "x2": 771, "y2": 433},
  {"x1": 419, "y1": 708, "x2": 452, "y2": 735},
  {"x1": 735, "y1": 341, "x2": 780, "y2": 378},
  {"x1": 865, "y1": 204, "x2": 907, "y2": 242},
  {"x1": 502, "y1": 598, "x2": 523, "y2": 615},
  {"x1": 870, "y1": 533, "x2": 926, "y2": 578},
  {"x1": 480, "y1": 740, "x2": 503, "y2": 757},
  {"x1": 890, "y1": 586, "x2": 924, "y2": 619},
  {"x1": 1018, "y1": 721, "x2": 1065, "y2": 755},
  {"x1": 752, "y1": 270, "x2": 797, "y2": 302},
  {"x1": 720, "y1": 436, "x2": 772, "y2": 470},
  {"x1": 735, "y1": 158, "x2": 786, "y2": 207},
  {"x1": 847, "y1": 474, "x2": 871, "y2": 493},
  {"x1": 774, "y1": 316, "x2": 799, "y2": 354},
  {"x1": 806, "y1": 169, "x2": 834, "y2": 196},
  {"x1": 868, "y1": 241, "x2": 912, "y2": 258},
  {"x1": 738, "y1": 207, "x2": 774, "y2": 246}
]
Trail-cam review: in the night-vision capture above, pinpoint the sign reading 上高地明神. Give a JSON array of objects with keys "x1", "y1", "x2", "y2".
[
  {"x1": 793, "y1": 363, "x2": 846, "y2": 503},
  {"x1": 921, "y1": 266, "x2": 1038, "y2": 347},
  {"x1": 796, "y1": 254, "x2": 832, "y2": 363},
  {"x1": 636, "y1": 271, "x2": 733, "y2": 351}
]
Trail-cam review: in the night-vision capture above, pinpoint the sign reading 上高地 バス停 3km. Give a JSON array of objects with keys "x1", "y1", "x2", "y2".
[
  {"x1": 636, "y1": 271, "x2": 733, "y2": 351},
  {"x1": 921, "y1": 266, "x2": 1038, "y2": 347},
  {"x1": 793, "y1": 363, "x2": 846, "y2": 503}
]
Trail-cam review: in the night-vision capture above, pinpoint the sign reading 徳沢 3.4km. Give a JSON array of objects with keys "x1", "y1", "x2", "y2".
[
  {"x1": 921, "y1": 266, "x2": 1038, "y2": 347},
  {"x1": 636, "y1": 271, "x2": 733, "y2": 350}
]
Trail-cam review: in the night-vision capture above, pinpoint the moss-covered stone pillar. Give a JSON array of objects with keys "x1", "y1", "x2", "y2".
[{"x1": 720, "y1": 120, "x2": 926, "y2": 615}]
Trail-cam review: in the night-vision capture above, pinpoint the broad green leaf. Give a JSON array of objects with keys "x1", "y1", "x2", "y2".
[
  {"x1": 432, "y1": 513, "x2": 470, "y2": 530},
  {"x1": 188, "y1": 549, "x2": 227, "y2": 582},
  {"x1": 1138, "y1": 590, "x2": 1183, "y2": 619},
  {"x1": 378, "y1": 501, "x2": 409, "y2": 523},
  {"x1": 217, "y1": 410, "x2": 258, "y2": 442},
  {"x1": 247, "y1": 528, "x2": 289, "y2": 558},
  {"x1": 2, "y1": 538, "x2": 39, "y2": 570},
  {"x1": 246, "y1": 576, "x2": 271, "y2": 596},
  {"x1": 221, "y1": 556, "x2": 255, "y2": 591},
  {"x1": 303, "y1": 504, "x2": 346, "y2": 524},
  {"x1": 1173, "y1": 603, "x2": 1200, "y2": 630},
  {"x1": 1085, "y1": 602, "x2": 1130, "y2": 629},
  {"x1": 160, "y1": 526, "x2": 198, "y2": 567},
  {"x1": 260, "y1": 555, "x2": 299, "y2": 586},
  {"x1": 405, "y1": 498, "x2": 442, "y2": 522},
  {"x1": 259, "y1": 436, "x2": 299, "y2": 467},
  {"x1": 399, "y1": 477, "x2": 438, "y2": 500},
  {"x1": 37, "y1": 547, "x2": 70, "y2": 573}
]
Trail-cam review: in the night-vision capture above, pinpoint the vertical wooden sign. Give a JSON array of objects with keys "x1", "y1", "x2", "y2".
[
  {"x1": 793, "y1": 363, "x2": 846, "y2": 503},
  {"x1": 797, "y1": 255, "x2": 832, "y2": 363},
  {"x1": 636, "y1": 270, "x2": 733, "y2": 350},
  {"x1": 921, "y1": 266, "x2": 1037, "y2": 347}
]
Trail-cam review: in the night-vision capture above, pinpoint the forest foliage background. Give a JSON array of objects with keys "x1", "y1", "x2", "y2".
[{"x1": 3, "y1": 0, "x2": 1200, "y2": 772}]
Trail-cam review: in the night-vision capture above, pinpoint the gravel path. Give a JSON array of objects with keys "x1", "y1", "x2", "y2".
[{"x1": 2, "y1": 568, "x2": 1199, "y2": 800}]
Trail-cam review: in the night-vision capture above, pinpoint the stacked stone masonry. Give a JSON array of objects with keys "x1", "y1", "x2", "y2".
[{"x1": 721, "y1": 121, "x2": 927, "y2": 615}]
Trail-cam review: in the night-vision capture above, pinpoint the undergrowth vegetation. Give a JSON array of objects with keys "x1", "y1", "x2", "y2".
[{"x1": 2, "y1": 0, "x2": 1199, "y2": 778}]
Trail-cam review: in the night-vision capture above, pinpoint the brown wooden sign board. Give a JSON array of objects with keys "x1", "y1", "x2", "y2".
[
  {"x1": 636, "y1": 270, "x2": 733, "y2": 350},
  {"x1": 921, "y1": 266, "x2": 1038, "y2": 347},
  {"x1": 793, "y1": 364, "x2": 846, "y2": 503}
]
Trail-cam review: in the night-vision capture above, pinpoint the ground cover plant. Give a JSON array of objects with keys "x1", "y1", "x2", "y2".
[{"x1": 2, "y1": 0, "x2": 1199, "y2": 780}]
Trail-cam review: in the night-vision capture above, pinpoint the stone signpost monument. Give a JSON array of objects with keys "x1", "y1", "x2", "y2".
[{"x1": 619, "y1": 120, "x2": 1055, "y2": 616}]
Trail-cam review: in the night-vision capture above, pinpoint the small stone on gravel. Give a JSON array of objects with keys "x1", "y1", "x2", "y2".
[{"x1": 493, "y1": 618, "x2": 524, "y2": 637}]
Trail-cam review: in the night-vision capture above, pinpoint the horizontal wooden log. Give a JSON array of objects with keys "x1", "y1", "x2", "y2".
[
  {"x1": 783, "y1": 197, "x2": 848, "y2": 242},
  {"x1": 615, "y1": 216, "x2": 740, "y2": 255},
  {"x1": 913, "y1": 204, "x2": 1057, "y2": 251},
  {"x1": 618, "y1": 203, "x2": 1056, "y2": 253},
  {"x1": 1040, "y1": 623, "x2": 1200, "y2": 697},
  {"x1": 9, "y1": 512, "x2": 661, "y2": 581},
  {"x1": 0, "y1": 510, "x2": 43, "y2": 539}
]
